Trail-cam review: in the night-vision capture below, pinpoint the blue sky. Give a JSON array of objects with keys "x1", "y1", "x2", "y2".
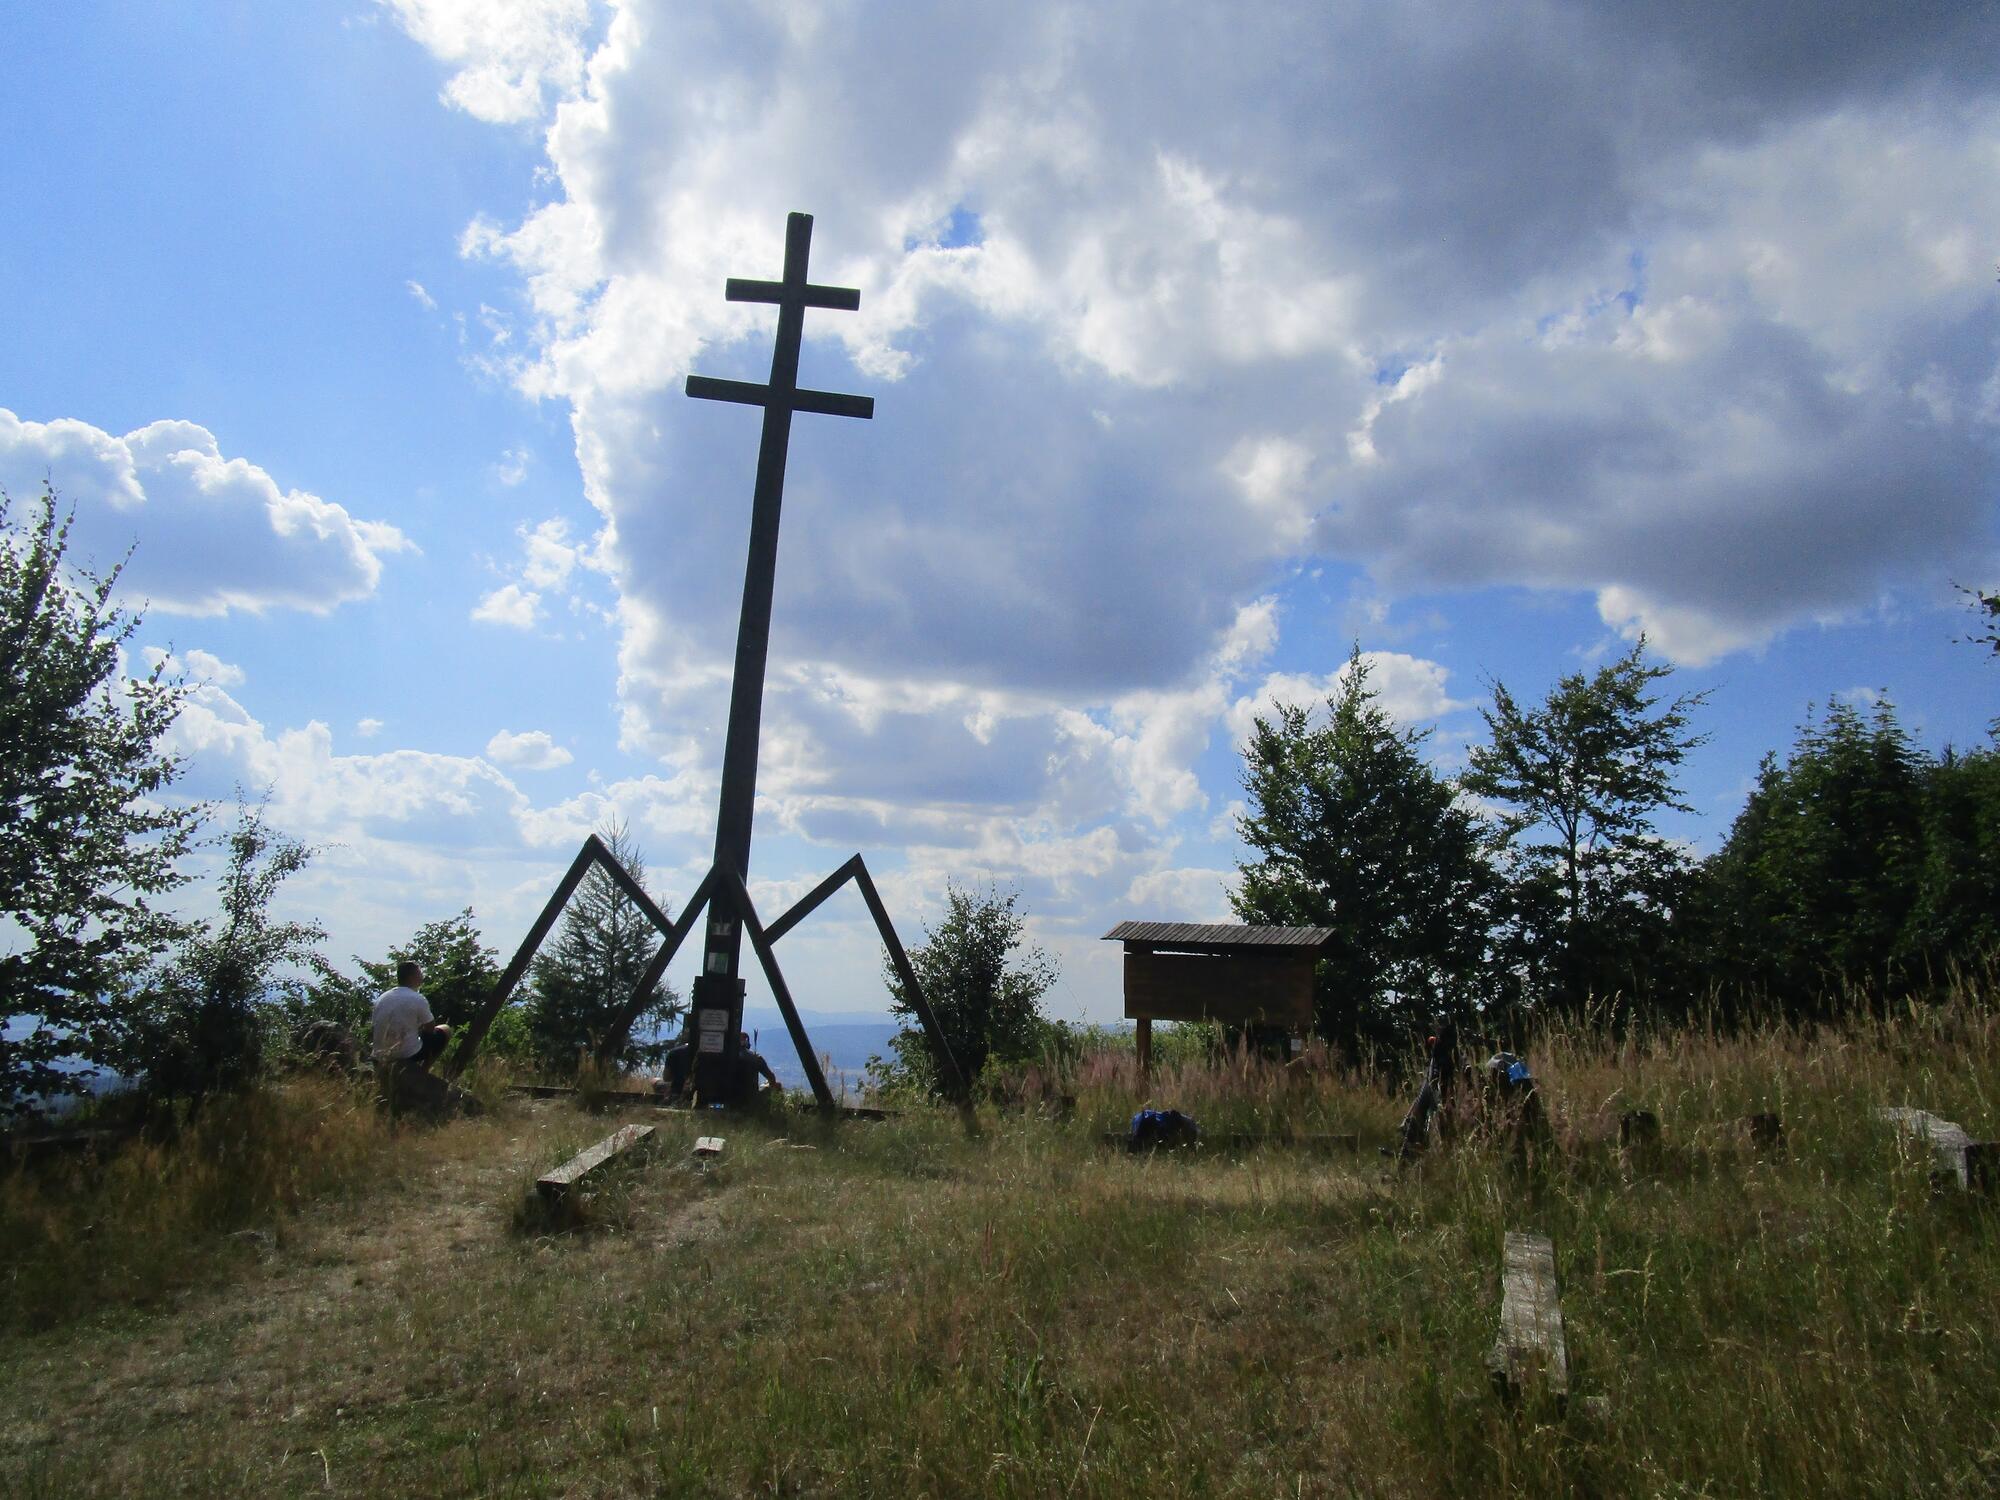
[{"x1": 4, "y1": 1, "x2": 1995, "y2": 1022}]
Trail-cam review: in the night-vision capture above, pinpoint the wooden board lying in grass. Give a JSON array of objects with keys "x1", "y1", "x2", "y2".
[
  {"x1": 1488, "y1": 1231, "x2": 1568, "y2": 1404},
  {"x1": 2, "y1": 1124, "x2": 140, "y2": 1169},
  {"x1": 538, "y1": 1124, "x2": 654, "y2": 1199},
  {"x1": 1880, "y1": 1107, "x2": 1995, "y2": 1193}
]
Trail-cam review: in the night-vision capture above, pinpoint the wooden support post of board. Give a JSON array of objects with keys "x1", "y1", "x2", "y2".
[
  {"x1": 538, "y1": 1124, "x2": 655, "y2": 1200},
  {"x1": 1880, "y1": 1107, "x2": 1996, "y2": 1194},
  {"x1": 1488, "y1": 1231, "x2": 1569, "y2": 1405},
  {"x1": 1619, "y1": 1110, "x2": 1660, "y2": 1150},
  {"x1": 1136, "y1": 1016, "x2": 1151, "y2": 1076}
]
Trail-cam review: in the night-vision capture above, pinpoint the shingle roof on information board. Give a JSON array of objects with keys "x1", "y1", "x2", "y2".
[{"x1": 1101, "y1": 922, "x2": 1334, "y2": 948}]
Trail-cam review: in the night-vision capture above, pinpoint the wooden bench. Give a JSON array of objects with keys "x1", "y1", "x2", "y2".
[
  {"x1": 1488, "y1": 1231, "x2": 1568, "y2": 1405},
  {"x1": 537, "y1": 1124, "x2": 655, "y2": 1200},
  {"x1": 1880, "y1": 1107, "x2": 1996, "y2": 1194}
]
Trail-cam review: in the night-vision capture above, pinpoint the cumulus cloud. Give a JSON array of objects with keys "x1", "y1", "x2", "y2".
[
  {"x1": 382, "y1": 0, "x2": 2000, "y2": 918},
  {"x1": 518, "y1": 517, "x2": 580, "y2": 587},
  {"x1": 0, "y1": 410, "x2": 410, "y2": 616},
  {"x1": 1225, "y1": 652, "x2": 1472, "y2": 754},
  {"x1": 141, "y1": 645, "x2": 246, "y2": 688},
  {"x1": 485, "y1": 727, "x2": 574, "y2": 770},
  {"x1": 376, "y1": 0, "x2": 592, "y2": 124},
  {"x1": 471, "y1": 582, "x2": 541, "y2": 628}
]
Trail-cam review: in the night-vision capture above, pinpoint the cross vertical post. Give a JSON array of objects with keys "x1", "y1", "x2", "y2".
[{"x1": 684, "y1": 211, "x2": 872, "y2": 1100}]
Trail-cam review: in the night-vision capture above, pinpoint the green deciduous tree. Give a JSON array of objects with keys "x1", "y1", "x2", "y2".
[
  {"x1": 1, "y1": 487, "x2": 201, "y2": 1119},
  {"x1": 1704, "y1": 700, "x2": 1932, "y2": 1011},
  {"x1": 364, "y1": 910, "x2": 501, "y2": 1033},
  {"x1": 1232, "y1": 647, "x2": 1497, "y2": 1055},
  {"x1": 126, "y1": 802, "x2": 327, "y2": 1107},
  {"x1": 1463, "y1": 640, "x2": 1708, "y2": 1017},
  {"x1": 875, "y1": 884, "x2": 1057, "y2": 1096},
  {"x1": 1961, "y1": 585, "x2": 1999, "y2": 657},
  {"x1": 526, "y1": 821, "x2": 682, "y2": 1072}
]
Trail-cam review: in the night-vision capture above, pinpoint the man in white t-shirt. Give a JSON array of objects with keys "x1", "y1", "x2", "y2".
[{"x1": 371, "y1": 961, "x2": 452, "y2": 1073}]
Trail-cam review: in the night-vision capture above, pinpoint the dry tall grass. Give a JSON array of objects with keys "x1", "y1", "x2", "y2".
[{"x1": 3, "y1": 983, "x2": 1997, "y2": 1496}]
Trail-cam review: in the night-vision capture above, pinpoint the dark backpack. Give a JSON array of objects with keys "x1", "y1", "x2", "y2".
[{"x1": 1128, "y1": 1108, "x2": 1200, "y2": 1153}]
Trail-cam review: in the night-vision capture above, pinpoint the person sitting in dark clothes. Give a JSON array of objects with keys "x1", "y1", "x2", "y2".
[{"x1": 735, "y1": 1032, "x2": 784, "y2": 1102}]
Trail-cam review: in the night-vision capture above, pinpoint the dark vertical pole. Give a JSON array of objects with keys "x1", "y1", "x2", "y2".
[
  {"x1": 689, "y1": 213, "x2": 814, "y2": 1098},
  {"x1": 711, "y1": 211, "x2": 811, "y2": 895},
  {"x1": 1137, "y1": 1016, "x2": 1152, "y2": 1079}
]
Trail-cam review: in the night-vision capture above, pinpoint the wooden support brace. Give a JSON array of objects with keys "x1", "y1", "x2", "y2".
[
  {"x1": 595, "y1": 866, "x2": 718, "y2": 1067},
  {"x1": 1488, "y1": 1231, "x2": 1569, "y2": 1405},
  {"x1": 718, "y1": 867, "x2": 838, "y2": 1113},
  {"x1": 537, "y1": 1124, "x2": 655, "y2": 1200},
  {"x1": 757, "y1": 852, "x2": 972, "y2": 1109},
  {"x1": 456, "y1": 835, "x2": 686, "y2": 1077},
  {"x1": 849, "y1": 859, "x2": 972, "y2": 1106},
  {"x1": 1881, "y1": 1107, "x2": 1996, "y2": 1194}
]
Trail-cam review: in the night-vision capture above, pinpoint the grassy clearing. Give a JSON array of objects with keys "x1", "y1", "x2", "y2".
[{"x1": 3, "y1": 998, "x2": 1999, "y2": 1496}]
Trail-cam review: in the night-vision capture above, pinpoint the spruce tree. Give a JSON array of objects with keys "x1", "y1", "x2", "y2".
[{"x1": 526, "y1": 822, "x2": 681, "y2": 1072}]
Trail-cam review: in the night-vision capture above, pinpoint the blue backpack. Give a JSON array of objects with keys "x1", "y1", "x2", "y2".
[{"x1": 1128, "y1": 1108, "x2": 1200, "y2": 1152}]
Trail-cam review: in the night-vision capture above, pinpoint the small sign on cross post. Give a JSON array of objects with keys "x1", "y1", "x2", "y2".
[{"x1": 684, "y1": 212, "x2": 872, "y2": 1103}]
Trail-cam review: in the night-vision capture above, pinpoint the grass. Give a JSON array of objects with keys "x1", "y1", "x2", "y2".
[{"x1": 3, "y1": 993, "x2": 1999, "y2": 1496}]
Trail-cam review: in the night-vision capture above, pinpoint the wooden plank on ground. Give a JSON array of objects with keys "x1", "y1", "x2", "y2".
[
  {"x1": 1488, "y1": 1231, "x2": 1568, "y2": 1404},
  {"x1": 537, "y1": 1124, "x2": 654, "y2": 1199},
  {"x1": 1881, "y1": 1107, "x2": 1995, "y2": 1193},
  {"x1": 693, "y1": 1136, "x2": 725, "y2": 1158}
]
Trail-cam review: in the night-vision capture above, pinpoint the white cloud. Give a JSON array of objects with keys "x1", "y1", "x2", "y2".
[
  {"x1": 377, "y1": 0, "x2": 592, "y2": 125},
  {"x1": 485, "y1": 727, "x2": 574, "y2": 770},
  {"x1": 375, "y1": 0, "x2": 2000, "y2": 957},
  {"x1": 471, "y1": 582, "x2": 542, "y2": 628},
  {"x1": 141, "y1": 645, "x2": 246, "y2": 688},
  {"x1": 406, "y1": 278, "x2": 438, "y2": 311},
  {"x1": 357, "y1": 717, "x2": 385, "y2": 738},
  {"x1": 1125, "y1": 866, "x2": 1235, "y2": 924},
  {"x1": 1224, "y1": 652, "x2": 1470, "y2": 755},
  {"x1": 518, "y1": 517, "x2": 579, "y2": 587},
  {"x1": 493, "y1": 446, "x2": 531, "y2": 486},
  {"x1": 0, "y1": 410, "x2": 410, "y2": 616}
]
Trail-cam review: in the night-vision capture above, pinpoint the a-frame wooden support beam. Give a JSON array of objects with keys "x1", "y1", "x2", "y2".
[
  {"x1": 595, "y1": 852, "x2": 970, "y2": 1109},
  {"x1": 468, "y1": 842, "x2": 968, "y2": 1113},
  {"x1": 448, "y1": 834, "x2": 678, "y2": 1078}
]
